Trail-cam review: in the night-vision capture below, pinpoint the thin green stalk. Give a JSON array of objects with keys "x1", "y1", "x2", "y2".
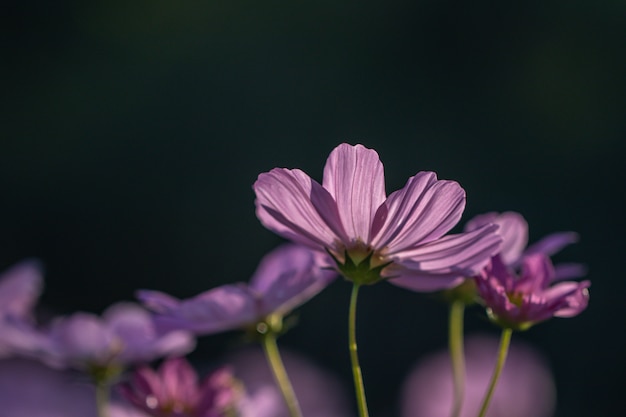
[
  {"x1": 349, "y1": 283, "x2": 369, "y2": 417},
  {"x1": 261, "y1": 332, "x2": 303, "y2": 417},
  {"x1": 476, "y1": 328, "x2": 513, "y2": 417},
  {"x1": 95, "y1": 380, "x2": 110, "y2": 417},
  {"x1": 448, "y1": 300, "x2": 466, "y2": 417}
]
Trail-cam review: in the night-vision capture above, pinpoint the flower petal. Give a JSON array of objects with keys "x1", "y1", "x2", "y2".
[
  {"x1": 552, "y1": 263, "x2": 587, "y2": 281},
  {"x1": 141, "y1": 286, "x2": 258, "y2": 335},
  {"x1": 545, "y1": 281, "x2": 590, "y2": 318},
  {"x1": 467, "y1": 212, "x2": 528, "y2": 265},
  {"x1": 372, "y1": 174, "x2": 466, "y2": 253},
  {"x1": 389, "y1": 224, "x2": 501, "y2": 276},
  {"x1": 249, "y1": 244, "x2": 337, "y2": 316},
  {"x1": 322, "y1": 143, "x2": 386, "y2": 243},
  {"x1": 515, "y1": 254, "x2": 554, "y2": 294},
  {"x1": 524, "y1": 232, "x2": 579, "y2": 259},
  {"x1": 254, "y1": 168, "x2": 345, "y2": 249}
]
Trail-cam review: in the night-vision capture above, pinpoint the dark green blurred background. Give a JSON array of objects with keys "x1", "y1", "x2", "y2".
[{"x1": 1, "y1": 1, "x2": 624, "y2": 416}]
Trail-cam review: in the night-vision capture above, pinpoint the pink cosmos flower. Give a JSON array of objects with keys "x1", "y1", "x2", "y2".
[
  {"x1": 254, "y1": 143, "x2": 502, "y2": 291},
  {"x1": 137, "y1": 244, "x2": 336, "y2": 335},
  {"x1": 400, "y1": 335, "x2": 556, "y2": 417},
  {"x1": 465, "y1": 211, "x2": 586, "y2": 279},
  {"x1": 43, "y1": 302, "x2": 195, "y2": 371},
  {"x1": 119, "y1": 357, "x2": 249, "y2": 417},
  {"x1": 476, "y1": 254, "x2": 590, "y2": 330}
]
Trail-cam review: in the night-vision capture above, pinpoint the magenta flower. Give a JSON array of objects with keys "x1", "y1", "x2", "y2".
[
  {"x1": 43, "y1": 302, "x2": 195, "y2": 371},
  {"x1": 119, "y1": 357, "x2": 246, "y2": 417},
  {"x1": 465, "y1": 211, "x2": 586, "y2": 279},
  {"x1": 401, "y1": 335, "x2": 556, "y2": 417},
  {"x1": 476, "y1": 253, "x2": 590, "y2": 330},
  {"x1": 137, "y1": 244, "x2": 336, "y2": 335},
  {"x1": 254, "y1": 143, "x2": 501, "y2": 290}
]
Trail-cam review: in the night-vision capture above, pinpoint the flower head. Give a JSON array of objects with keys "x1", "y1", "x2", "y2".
[
  {"x1": 138, "y1": 244, "x2": 336, "y2": 336},
  {"x1": 43, "y1": 302, "x2": 195, "y2": 373},
  {"x1": 476, "y1": 253, "x2": 590, "y2": 330},
  {"x1": 254, "y1": 143, "x2": 501, "y2": 290},
  {"x1": 401, "y1": 335, "x2": 556, "y2": 417},
  {"x1": 119, "y1": 357, "x2": 244, "y2": 417}
]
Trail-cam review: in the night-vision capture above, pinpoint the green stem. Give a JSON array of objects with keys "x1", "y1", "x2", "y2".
[
  {"x1": 448, "y1": 300, "x2": 466, "y2": 417},
  {"x1": 476, "y1": 328, "x2": 513, "y2": 417},
  {"x1": 261, "y1": 332, "x2": 303, "y2": 417},
  {"x1": 349, "y1": 283, "x2": 369, "y2": 417},
  {"x1": 95, "y1": 380, "x2": 110, "y2": 417}
]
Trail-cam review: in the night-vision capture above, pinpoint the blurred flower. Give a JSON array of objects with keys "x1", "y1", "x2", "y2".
[
  {"x1": 137, "y1": 244, "x2": 336, "y2": 335},
  {"x1": 400, "y1": 334, "x2": 556, "y2": 417},
  {"x1": 119, "y1": 357, "x2": 246, "y2": 417},
  {"x1": 0, "y1": 260, "x2": 43, "y2": 320},
  {"x1": 465, "y1": 211, "x2": 586, "y2": 279},
  {"x1": 476, "y1": 253, "x2": 590, "y2": 330},
  {"x1": 0, "y1": 357, "x2": 150, "y2": 417},
  {"x1": 225, "y1": 347, "x2": 353, "y2": 417},
  {"x1": 43, "y1": 302, "x2": 195, "y2": 374},
  {"x1": 254, "y1": 143, "x2": 501, "y2": 290},
  {"x1": 0, "y1": 260, "x2": 48, "y2": 359}
]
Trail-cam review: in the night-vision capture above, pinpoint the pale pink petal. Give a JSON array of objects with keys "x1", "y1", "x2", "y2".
[
  {"x1": 463, "y1": 212, "x2": 499, "y2": 232},
  {"x1": 389, "y1": 224, "x2": 501, "y2": 275},
  {"x1": 254, "y1": 168, "x2": 345, "y2": 248},
  {"x1": 373, "y1": 175, "x2": 465, "y2": 252},
  {"x1": 322, "y1": 143, "x2": 386, "y2": 243}
]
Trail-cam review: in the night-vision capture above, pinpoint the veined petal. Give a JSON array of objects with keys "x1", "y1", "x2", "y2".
[
  {"x1": 373, "y1": 175, "x2": 466, "y2": 252},
  {"x1": 254, "y1": 168, "x2": 345, "y2": 249},
  {"x1": 390, "y1": 224, "x2": 501, "y2": 275},
  {"x1": 322, "y1": 143, "x2": 386, "y2": 243},
  {"x1": 524, "y1": 232, "x2": 579, "y2": 259},
  {"x1": 249, "y1": 244, "x2": 336, "y2": 316}
]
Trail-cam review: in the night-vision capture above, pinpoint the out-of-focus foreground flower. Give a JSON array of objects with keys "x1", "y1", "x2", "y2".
[
  {"x1": 138, "y1": 244, "x2": 336, "y2": 335},
  {"x1": 0, "y1": 260, "x2": 49, "y2": 359},
  {"x1": 400, "y1": 334, "x2": 556, "y2": 417},
  {"x1": 43, "y1": 302, "x2": 195, "y2": 373},
  {"x1": 225, "y1": 347, "x2": 353, "y2": 417},
  {"x1": 120, "y1": 357, "x2": 248, "y2": 417},
  {"x1": 0, "y1": 357, "x2": 149, "y2": 417},
  {"x1": 254, "y1": 143, "x2": 501, "y2": 290}
]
